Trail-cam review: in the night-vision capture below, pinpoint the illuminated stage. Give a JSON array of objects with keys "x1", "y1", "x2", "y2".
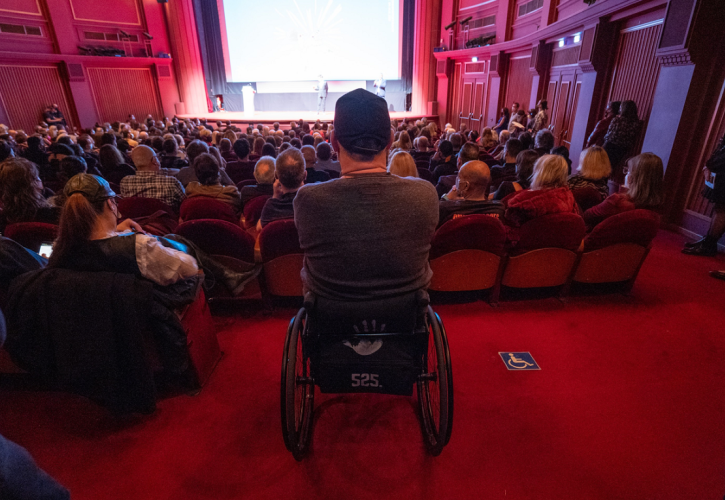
[{"x1": 175, "y1": 111, "x2": 440, "y2": 127}]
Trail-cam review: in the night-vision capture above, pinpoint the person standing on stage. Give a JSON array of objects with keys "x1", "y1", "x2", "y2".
[
  {"x1": 314, "y1": 75, "x2": 328, "y2": 114},
  {"x1": 374, "y1": 73, "x2": 386, "y2": 98}
]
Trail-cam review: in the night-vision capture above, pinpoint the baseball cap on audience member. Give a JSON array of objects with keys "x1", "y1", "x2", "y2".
[
  {"x1": 63, "y1": 173, "x2": 116, "y2": 202},
  {"x1": 333, "y1": 88, "x2": 391, "y2": 155}
]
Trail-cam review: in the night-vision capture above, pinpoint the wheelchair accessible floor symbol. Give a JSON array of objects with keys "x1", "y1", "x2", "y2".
[{"x1": 499, "y1": 352, "x2": 540, "y2": 370}]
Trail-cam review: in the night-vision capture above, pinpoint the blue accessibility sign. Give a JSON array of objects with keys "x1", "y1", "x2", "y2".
[{"x1": 499, "y1": 352, "x2": 540, "y2": 370}]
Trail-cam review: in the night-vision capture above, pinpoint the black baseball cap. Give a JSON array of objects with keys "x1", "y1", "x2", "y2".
[
  {"x1": 63, "y1": 173, "x2": 116, "y2": 202},
  {"x1": 333, "y1": 88, "x2": 391, "y2": 155}
]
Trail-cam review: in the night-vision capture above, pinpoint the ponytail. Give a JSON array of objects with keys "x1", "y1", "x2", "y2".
[{"x1": 48, "y1": 193, "x2": 105, "y2": 267}]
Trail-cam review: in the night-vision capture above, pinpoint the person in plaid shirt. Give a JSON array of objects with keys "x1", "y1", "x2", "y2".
[{"x1": 121, "y1": 145, "x2": 185, "y2": 212}]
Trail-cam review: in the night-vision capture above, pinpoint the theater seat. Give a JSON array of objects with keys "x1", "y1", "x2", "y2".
[
  {"x1": 180, "y1": 197, "x2": 239, "y2": 225},
  {"x1": 573, "y1": 209, "x2": 660, "y2": 291},
  {"x1": 258, "y1": 219, "x2": 303, "y2": 300},
  {"x1": 571, "y1": 186, "x2": 604, "y2": 213},
  {"x1": 118, "y1": 197, "x2": 177, "y2": 219},
  {"x1": 242, "y1": 195, "x2": 271, "y2": 230},
  {"x1": 236, "y1": 179, "x2": 257, "y2": 189},
  {"x1": 501, "y1": 213, "x2": 586, "y2": 298},
  {"x1": 175, "y1": 219, "x2": 259, "y2": 298},
  {"x1": 4, "y1": 223, "x2": 58, "y2": 253},
  {"x1": 417, "y1": 168, "x2": 434, "y2": 183},
  {"x1": 429, "y1": 215, "x2": 507, "y2": 303},
  {"x1": 225, "y1": 160, "x2": 256, "y2": 184}
]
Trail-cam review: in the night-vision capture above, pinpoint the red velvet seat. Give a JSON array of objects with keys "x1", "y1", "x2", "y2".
[
  {"x1": 429, "y1": 215, "x2": 507, "y2": 303},
  {"x1": 4, "y1": 223, "x2": 58, "y2": 253},
  {"x1": 175, "y1": 219, "x2": 259, "y2": 298},
  {"x1": 243, "y1": 195, "x2": 271, "y2": 230},
  {"x1": 501, "y1": 213, "x2": 586, "y2": 296},
  {"x1": 236, "y1": 179, "x2": 257, "y2": 189},
  {"x1": 573, "y1": 209, "x2": 660, "y2": 290},
  {"x1": 258, "y1": 219, "x2": 303, "y2": 298},
  {"x1": 180, "y1": 197, "x2": 239, "y2": 225},
  {"x1": 225, "y1": 160, "x2": 256, "y2": 184},
  {"x1": 572, "y1": 186, "x2": 604, "y2": 212},
  {"x1": 417, "y1": 168, "x2": 434, "y2": 183},
  {"x1": 118, "y1": 197, "x2": 177, "y2": 219}
]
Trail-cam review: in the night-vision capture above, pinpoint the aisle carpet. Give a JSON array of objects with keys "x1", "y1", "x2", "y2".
[{"x1": 1, "y1": 231, "x2": 724, "y2": 500}]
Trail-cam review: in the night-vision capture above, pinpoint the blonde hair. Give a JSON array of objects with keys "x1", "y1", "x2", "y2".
[
  {"x1": 578, "y1": 146, "x2": 611, "y2": 180},
  {"x1": 530, "y1": 154, "x2": 569, "y2": 189},
  {"x1": 626, "y1": 153, "x2": 664, "y2": 207},
  {"x1": 388, "y1": 151, "x2": 418, "y2": 178}
]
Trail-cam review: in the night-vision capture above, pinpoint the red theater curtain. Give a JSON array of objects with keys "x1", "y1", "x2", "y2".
[
  {"x1": 0, "y1": 65, "x2": 75, "y2": 132},
  {"x1": 87, "y1": 68, "x2": 163, "y2": 123}
]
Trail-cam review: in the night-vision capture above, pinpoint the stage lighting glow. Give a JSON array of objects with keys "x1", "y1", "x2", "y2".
[
  {"x1": 472, "y1": 57, "x2": 478, "y2": 62},
  {"x1": 574, "y1": 33, "x2": 581, "y2": 43},
  {"x1": 558, "y1": 40, "x2": 565, "y2": 47},
  {"x1": 221, "y1": 0, "x2": 402, "y2": 83}
]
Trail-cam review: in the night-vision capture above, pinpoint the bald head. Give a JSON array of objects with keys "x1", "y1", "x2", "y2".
[
  {"x1": 254, "y1": 156, "x2": 276, "y2": 184},
  {"x1": 457, "y1": 160, "x2": 491, "y2": 199},
  {"x1": 131, "y1": 145, "x2": 158, "y2": 171}
]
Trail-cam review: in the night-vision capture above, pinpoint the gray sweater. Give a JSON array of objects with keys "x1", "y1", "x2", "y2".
[{"x1": 294, "y1": 173, "x2": 439, "y2": 300}]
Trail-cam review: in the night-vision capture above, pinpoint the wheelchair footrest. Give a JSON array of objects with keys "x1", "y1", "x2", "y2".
[{"x1": 314, "y1": 336, "x2": 423, "y2": 396}]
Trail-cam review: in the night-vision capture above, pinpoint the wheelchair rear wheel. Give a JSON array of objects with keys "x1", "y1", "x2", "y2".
[
  {"x1": 281, "y1": 309, "x2": 314, "y2": 460},
  {"x1": 417, "y1": 306, "x2": 453, "y2": 455}
]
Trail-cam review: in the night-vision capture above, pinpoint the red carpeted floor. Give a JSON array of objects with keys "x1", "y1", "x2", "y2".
[{"x1": 1, "y1": 230, "x2": 724, "y2": 500}]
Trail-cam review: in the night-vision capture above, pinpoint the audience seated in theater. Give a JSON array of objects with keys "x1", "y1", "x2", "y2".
[
  {"x1": 480, "y1": 128, "x2": 497, "y2": 151},
  {"x1": 429, "y1": 140, "x2": 457, "y2": 184},
  {"x1": 250, "y1": 137, "x2": 265, "y2": 161},
  {"x1": 587, "y1": 101, "x2": 621, "y2": 147},
  {"x1": 388, "y1": 151, "x2": 418, "y2": 178},
  {"x1": 583, "y1": 153, "x2": 663, "y2": 230},
  {"x1": 436, "y1": 142, "x2": 481, "y2": 197},
  {"x1": 302, "y1": 134, "x2": 315, "y2": 147},
  {"x1": 0, "y1": 140, "x2": 14, "y2": 162},
  {"x1": 315, "y1": 142, "x2": 340, "y2": 173},
  {"x1": 551, "y1": 145, "x2": 572, "y2": 175},
  {"x1": 98, "y1": 144, "x2": 135, "y2": 185},
  {"x1": 568, "y1": 146, "x2": 612, "y2": 200},
  {"x1": 48, "y1": 156, "x2": 99, "y2": 206},
  {"x1": 301, "y1": 145, "x2": 330, "y2": 184},
  {"x1": 186, "y1": 153, "x2": 242, "y2": 217},
  {"x1": 518, "y1": 131, "x2": 534, "y2": 150},
  {"x1": 490, "y1": 138, "x2": 523, "y2": 186},
  {"x1": 160, "y1": 138, "x2": 188, "y2": 172},
  {"x1": 438, "y1": 161, "x2": 504, "y2": 227},
  {"x1": 120, "y1": 145, "x2": 186, "y2": 212},
  {"x1": 261, "y1": 142, "x2": 277, "y2": 158},
  {"x1": 20, "y1": 135, "x2": 48, "y2": 170},
  {"x1": 391, "y1": 130, "x2": 413, "y2": 152},
  {"x1": 176, "y1": 140, "x2": 233, "y2": 187},
  {"x1": 491, "y1": 130, "x2": 510, "y2": 160},
  {"x1": 530, "y1": 100, "x2": 549, "y2": 134},
  {"x1": 0, "y1": 158, "x2": 61, "y2": 232},
  {"x1": 505, "y1": 154, "x2": 578, "y2": 226},
  {"x1": 294, "y1": 88, "x2": 438, "y2": 300},
  {"x1": 240, "y1": 156, "x2": 275, "y2": 207},
  {"x1": 47, "y1": 174, "x2": 203, "y2": 296},
  {"x1": 494, "y1": 107, "x2": 510, "y2": 135},
  {"x1": 534, "y1": 129, "x2": 555, "y2": 157},
  {"x1": 450, "y1": 132, "x2": 464, "y2": 157},
  {"x1": 258, "y1": 147, "x2": 306, "y2": 230}
]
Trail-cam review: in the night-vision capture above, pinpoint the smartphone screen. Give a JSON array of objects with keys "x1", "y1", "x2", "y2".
[{"x1": 39, "y1": 243, "x2": 53, "y2": 258}]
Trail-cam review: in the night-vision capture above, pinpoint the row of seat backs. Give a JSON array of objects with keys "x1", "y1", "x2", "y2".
[{"x1": 428, "y1": 210, "x2": 660, "y2": 292}]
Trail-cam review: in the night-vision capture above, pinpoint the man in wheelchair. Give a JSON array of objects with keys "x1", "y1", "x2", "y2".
[{"x1": 282, "y1": 89, "x2": 452, "y2": 459}]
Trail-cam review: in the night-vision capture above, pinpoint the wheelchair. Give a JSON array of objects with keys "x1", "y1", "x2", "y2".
[{"x1": 281, "y1": 290, "x2": 453, "y2": 460}]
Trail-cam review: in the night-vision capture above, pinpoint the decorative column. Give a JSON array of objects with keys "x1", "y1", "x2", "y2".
[
  {"x1": 413, "y1": 0, "x2": 442, "y2": 115},
  {"x1": 163, "y1": 0, "x2": 208, "y2": 115}
]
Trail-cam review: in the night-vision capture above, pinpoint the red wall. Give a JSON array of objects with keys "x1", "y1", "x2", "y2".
[{"x1": 0, "y1": 0, "x2": 180, "y2": 130}]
